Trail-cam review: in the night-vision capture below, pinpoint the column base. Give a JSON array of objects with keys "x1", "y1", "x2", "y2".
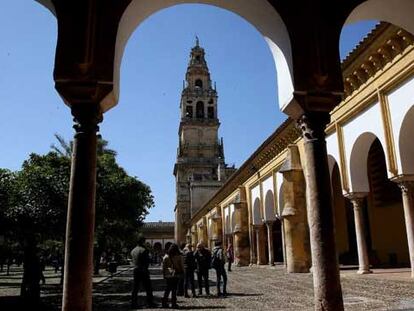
[{"x1": 357, "y1": 269, "x2": 373, "y2": 275}]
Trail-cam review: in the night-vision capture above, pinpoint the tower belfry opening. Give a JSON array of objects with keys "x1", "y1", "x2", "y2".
[{"x1": 174, "y1": 40, "x2": 236, "y2": 243}]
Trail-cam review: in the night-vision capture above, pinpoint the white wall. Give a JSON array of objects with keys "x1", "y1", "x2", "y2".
[
  {"x1": 388, "y1": 75, "x2": 414, "y2": 175},
  {"x1": 342, "y1": 101, "x2": 387, "y2": 192}
]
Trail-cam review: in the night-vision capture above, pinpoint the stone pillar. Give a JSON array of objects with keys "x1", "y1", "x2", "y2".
[
  {"x1": 255, "y1": 226, "x2": 261, "y2": 265},
  {"x1": 280, "y1": 145, "x2": 311, "y2": 273},
  {"x1": 62, "y1": 104, "x2": 102, "y2": 311},
  {"x1": 250, "y1": 224, "x2": 257, "y2": 265},
  {"x1": 191, "y1": 225, "x2": 198, "y2": 246},
  {"x1": 298, "y1": 112, "x2": 343, "y2": 311},
  {"x1": 255, "y1": 225, "x2": 267, "y2": 265},
  {"x1": 186, "y1": 229, "x2": 192, "y2": 245},
  {"x1": 212, "y1": 212, "x2": 223, "y2": 247},
  {"x1": 266, "y1": 221, "x2": 275, "y2": 266},
  {"x1": 234, "y1": 189, "x2": 250, "y2": 266},
  {"x1": 345, "y1": 193, "x2": 371, "y2": 274},
  {"x1": 394, "y1": 179, "x2": 414, "y2": 277}
]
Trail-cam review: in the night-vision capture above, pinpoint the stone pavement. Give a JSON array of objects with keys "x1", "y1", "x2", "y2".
[{"x1": 1, "y1": 264, "x2": 414, "y2": 310}]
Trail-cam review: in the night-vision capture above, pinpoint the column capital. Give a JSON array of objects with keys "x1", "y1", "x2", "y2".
[
  {"x1": 296, "y1": 111, "x2": 331, "y2": 142},
  {"x1": 391, "y1": 176, "x2": 414, "y2": 194},
  {"x1": 344, "y1": 192, "x2": 368, "y2": 200},
  {"x1": 71, "y1": 104, "x2": 103, "y2": 135},
  {"x1": 345, "y1": 192, "x2": 368, "y2": 210}
]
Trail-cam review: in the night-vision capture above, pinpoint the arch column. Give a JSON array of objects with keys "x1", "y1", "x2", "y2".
[
  {"x1": 265, "y1": 221, "x2": 275, "y2": 266},
  {"x1": 345, "y1": 193, "x2": 372, "y2": 274},
  {"x1": 249, "y1": 224, "x2": 257, "y2": 265},
  {"x1": 233, "y1": 188, "x2": 250, "y2": 266},
  {"x1": 212, "y1": 212, "x2": 223, "y2": 244},
  {"x1": 61, "y1": 103, "x2": 102, "y2": 311},
  {"x1": 254, "y1": 224, "x2": 267, "y2": 265},
  {"x1": 393, "y1": 177, "x2": 414, "y2": 277},
  {"x1": 297, "y1": 110, "x2": 343, "y2": 311},
  {"x1": 280, "y1": 144, "x2": 310, "y2": 273}
]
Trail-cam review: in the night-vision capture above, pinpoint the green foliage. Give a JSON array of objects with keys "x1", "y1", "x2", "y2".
[
  {"x1": 4, "y1": 152, "x2": 70, "y2": 240},
  {"x1": 0, "y1": 169, "x2": 17, "y2": 234},
  {"x1": 1, "y1": 134, "x2": 154, "y2": 254},
  {"x1": 95, "y1": 152, "x2": 154, "y2": 251}
]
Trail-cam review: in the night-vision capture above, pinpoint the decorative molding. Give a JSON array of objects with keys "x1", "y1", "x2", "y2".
[
  {"x1": 378, "y1": 91, "x2": 398, "y2": 176},
  {"x1": 342, "y1": 23, "x2": 414, "y2": 98}
]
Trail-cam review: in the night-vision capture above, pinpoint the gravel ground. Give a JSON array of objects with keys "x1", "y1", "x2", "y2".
[{"x1": 1, "y1": 264, "x2": 414, "y2": 310}]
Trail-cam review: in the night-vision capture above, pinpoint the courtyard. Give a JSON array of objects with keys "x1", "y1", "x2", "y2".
[{"x1": 0, "y1": 264, "x2": 413, "y2": 310}]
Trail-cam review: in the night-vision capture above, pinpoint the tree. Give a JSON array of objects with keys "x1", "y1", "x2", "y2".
[
  {"x1": 2, "y1": 134, "x2": 154, "y2": 294},
  {"x1": 1, "y1": 153, "x2": 70, "y2": 300},
  {"x1": 0, "y1": 169, "x2": 17, "y2": 272},
  {"x1": 51, "y1": 134, "x2": 154, "y2": 271}
]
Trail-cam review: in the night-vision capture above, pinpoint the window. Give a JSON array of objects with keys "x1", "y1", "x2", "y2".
[
  {"x1": 186, "y1": 106, "x2": 193, "y2": 118},
  {"x1": 195, "y1": 79, "x2": 203, "y2": 88},
  {"x1": 208, "y1": 107, "x2": 214, "y2": 119},
  {"x1": 196, "y1": 101, "x2": 204, "y2": 118}
]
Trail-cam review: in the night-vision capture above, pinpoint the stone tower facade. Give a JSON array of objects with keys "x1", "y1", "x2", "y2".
[{"x1": 174, "y1": 39, "x2": 235, "y2": 244}]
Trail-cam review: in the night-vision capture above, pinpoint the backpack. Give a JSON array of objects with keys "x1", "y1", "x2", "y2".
[{"x1": 211, "y1": 248, "x2": 224, "y2": 269}]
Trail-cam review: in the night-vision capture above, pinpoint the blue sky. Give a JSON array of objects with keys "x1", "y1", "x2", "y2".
[{"x1": 0, "y1": 2, "x2": 376, "y2": 222}]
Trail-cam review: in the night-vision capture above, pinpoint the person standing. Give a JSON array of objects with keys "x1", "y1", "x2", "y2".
[
  {"x1": 162, "y1": 243, "x2": 184, "y2": 308},
  {"x1": 194, "y1": 242, "x2": 211, "y2": 296},
  {"x1": 226, "y1": 243, "x2": 234, "y2": 272},
  {"x1": 131, "y1": 236, "x2": 156, "y2": 308},
  {"x1": 183, "y1": 244, "x2": 197, "y2": 298},
  {"x1": 212, "y1": 240, "x2": 227, "y2": 297}
]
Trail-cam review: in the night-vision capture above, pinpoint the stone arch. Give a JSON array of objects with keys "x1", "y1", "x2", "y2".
[
  {"x1": 252, "y1": 197, "x2": 262, "y2": 225},
  {"x1": 399, "y1": 105, "x2": 414, "y2": 175},
  {"x1": 349, "y1": 132, "x2": 378, "y2": 193},
  {"x1": 110, "y1": 0, "x2": 293, "y2": 112},
  {"x1": 331, "y1": 160, "x2": 357, "y2": 265},
  {"x1": 365, "y1": 138, "x2": 408, "y2": 266},
  {"x1": 264, "y1": 190, "x2": 276, "y2": 221},
  {"x1": 345, "y1": 0, "x2": 414, "y2": 35},
  {"x1": 328, "y1": 154, "x2": 339, "y2": 182}
]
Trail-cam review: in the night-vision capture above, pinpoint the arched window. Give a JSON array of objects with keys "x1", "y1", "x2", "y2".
[
  {"x1": 195, "y1": 79, "x2": 203, "y2": 88},
  {"x1": 208, "y1": 107, "x2": 214, "y2": 119},
  {"x1": 196, "y1": 101, "x2": 204, "y2": 118},
  {"x1": 186, "y1": 105, "x2": 193, "y2": 118}
]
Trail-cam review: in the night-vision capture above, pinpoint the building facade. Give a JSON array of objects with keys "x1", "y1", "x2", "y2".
[
  {"x1": 141, "y1": 221, "x2": 175, "y2": 253},
  {"x1": 189, "y1": 23, "x2": 414, "y2": 276},
  {"x1": 174, "y1": 40, "x2": 236, "y2": 243}
]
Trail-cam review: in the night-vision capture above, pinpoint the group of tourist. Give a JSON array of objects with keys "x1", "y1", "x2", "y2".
[{"x1": 130, "y1": 236, "x2": 234, "y2": 309}]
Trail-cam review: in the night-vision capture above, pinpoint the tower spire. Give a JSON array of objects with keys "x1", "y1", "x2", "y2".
[{"x1": 195, "y1": 35, "x2": 199, "y2": 47}]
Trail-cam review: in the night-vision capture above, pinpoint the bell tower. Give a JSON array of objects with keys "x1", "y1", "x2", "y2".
[{"x1": 174, "y1": 38, "x2": 235, "y2": 244}]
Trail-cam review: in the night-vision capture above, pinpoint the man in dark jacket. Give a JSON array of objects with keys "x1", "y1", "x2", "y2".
[
  {"x1": 183, "y1": 244, "x2": 197, "y2": 297},
  {"x1": 212, "y1": 240, "x2": 227, "y2": 297},
  {"x1": 131, "y1": 236, "x2": 156, "y2": 308},
  {"x1": 194, "y1": 242, "x2": 211, "y2": 296}
]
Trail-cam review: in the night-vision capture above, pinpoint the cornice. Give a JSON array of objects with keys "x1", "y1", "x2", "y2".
[{"x1": 342, "y1": 23, "x2": 414, "y2": 98}]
